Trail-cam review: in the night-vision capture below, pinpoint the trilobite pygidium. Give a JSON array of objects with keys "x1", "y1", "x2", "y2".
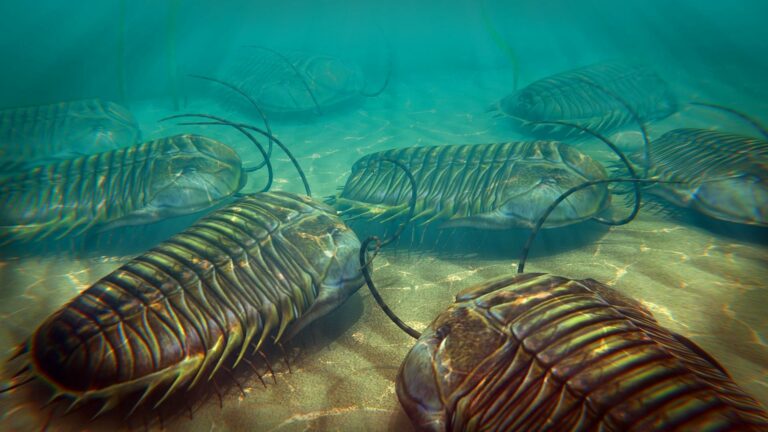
[{"x1": 0, "y1": 99, "x2": 141, "y2": 170}]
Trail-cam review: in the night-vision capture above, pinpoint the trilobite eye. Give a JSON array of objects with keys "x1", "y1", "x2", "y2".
[
  {"x1": 182, "y1": 166, "x2": 197, "y2": 174},
  {"x1": 435, "y1": 324, "x2": 451, "y2": 340},
  {"x1": 519, "y1": 93, "x2": 535, "y2": 109},
  {"x1": 328, "y1": 226, "x2": 343, "y2": 238}
]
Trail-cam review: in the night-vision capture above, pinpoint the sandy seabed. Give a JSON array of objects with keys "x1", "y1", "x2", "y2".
[{"x1": 1, "y1": 68, "x2": 766, "y2": 431}]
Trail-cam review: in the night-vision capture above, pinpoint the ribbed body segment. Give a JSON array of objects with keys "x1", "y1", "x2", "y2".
[
  {"x1": 222, "y1": 51, "x2": 365, "y2": 116},
  {"x1": 643, "y1": 128, "x2": 768, "y2": 226},
  {"x1": 397, "y1": 273, "x2": 768, "y2": 431},
  {"x1": 495, "y1": 63, "x2": 677, "y2": 139},
  {"x1": 0, "y1": 134, "x2": 244, "y2": 243},
  {"x1": 14, "y1": 192, "x2": 364, "y2": 412},
  {"x1": 329, "y1": 141, "x2": 609, "y2": 229},
  {"x1": 0, "y1": 99, "x2": 140, "y2": 167}
]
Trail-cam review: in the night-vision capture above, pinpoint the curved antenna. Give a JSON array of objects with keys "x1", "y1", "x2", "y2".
[
  {"x1": 358, "y1": 157, "x2": 421, "y2": 339},
  {"x1": 529, "y1": 120, "x2": 641, "y2": 226},
  {"x1": 162, "y1": 114, "x2": 312, "y2": 197},
  {"x1": 689, "y1": 102, "x2": 768, "y2": 140},
  {"x1": 577, "y1": 78, "x2": 652, "y2": 177},
  {"x1": 359, "y1": 24, "x2": 392, "y2": 98},
  {"x1": 188, "y1": 74, "x2": 274, "y2": 168},
  {"x1": 517, "y1": 177, "x2": 682, "y2": 274},
  {"x1": 243, "y1": 45, "x2": 323, "y2": 115},
  {"x1": 159, "y1": 114, "x2": 272, "y2": 194}
]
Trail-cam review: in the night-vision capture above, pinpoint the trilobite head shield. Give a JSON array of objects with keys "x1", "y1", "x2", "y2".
[
  {"x1": 281, "y1": 197, "x2": 366, "y2": 339},
  {"x1": 694, "y1": 170, "x2": 768, "y2": 226},
  {"x1": 395, "y1": 275, "x2": 515, "y2": 431},
  {"x1": 496, "y1": 88, "x2": 539, "y2": 123},
  {"x1": 449, "y1": 143, "x2": 610, "y2": 229},
  {"x1": 141, "y1": 135, "x2": 246, "y2": 220}
]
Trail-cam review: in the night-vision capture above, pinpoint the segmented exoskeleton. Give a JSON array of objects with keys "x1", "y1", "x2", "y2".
[
  {"x1": 0, "y1": 99, "x2": 140, "y2": 168},
  {"x1": 494, "y1": 63, "x2": 677, "y2": 139},
  {"x1": 637, "y1": 128, "x2": 768, "y2": 226},
  {"x1": 355, "y1": 163, "x2": 767, "y2": 430},
  {"x1": 4, "y1": 192, "x2": 364, "y2": 417},
  {"x1": 328, "y1": 141, "x2": 610, "y2": 229},
  {"x1": 0, "y1": 134, "x2": 245, "y2": 243},
  {"x1": 219, "y1": 48, "x2": 388, "y2": 117},
  {"x1": 397, "y1": 273, "x2": 768, "y2": 431}
]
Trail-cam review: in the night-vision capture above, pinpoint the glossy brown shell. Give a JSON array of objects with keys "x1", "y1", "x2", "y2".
[
  {"x1": 7, "y1": 192, "x2": 364, "y2": 415},
  {"x1": 397, "y1": 273, "x2": 768, "y2": 431}
]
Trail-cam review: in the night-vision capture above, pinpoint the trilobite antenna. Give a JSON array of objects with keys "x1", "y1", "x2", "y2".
[
  {"x1": 188, "y1": 74, "x2": 274, "y2": 168},
  {"x1": 243, "y1": 46, "x2": 323, "y2": 115},
  {"x1": 517, "y1": 178, "x2": 682, "y2": 274},
  {"x1": 577, "y1": 78, "x2": 652, "y2": 177},
  {"x1": 164, "y1": 114, "x2": 312, "y2": 197},
  {"x1": 689, "y1": 102, "x2": 768, "y2": 140},
  {"x1": 528, "y1": 120, "x2": 641, "y2": 226},
  {"x1": 359, "y1": 158, "x2": 422, "y2": 339},
  {"x1": 160, "y1": 114, "x2": 273, "y2": 193}
]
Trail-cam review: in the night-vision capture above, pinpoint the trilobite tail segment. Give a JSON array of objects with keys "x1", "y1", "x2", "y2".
[
  {"x1": 396, "y1": 273, "x2": 768, "y2": 431},
  {"x1": 643, "y1": 128, "x2": 768, "y2": 226},
  {"x1": 7, "y1": 192, "x2": 362, "y2": 416},
  {"x1": 0, "y1": 99, "x2": 140, "y2": 164}
]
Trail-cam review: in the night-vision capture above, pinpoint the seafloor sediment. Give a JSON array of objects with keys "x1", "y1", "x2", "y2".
[{"x1": 1, "y1": 69, "x2": 765, "y2": 431}]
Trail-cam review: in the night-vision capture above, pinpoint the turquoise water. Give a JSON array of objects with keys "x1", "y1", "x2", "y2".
[{"x1": 0, "y1": 1, "x2": 766, "y2": 430}]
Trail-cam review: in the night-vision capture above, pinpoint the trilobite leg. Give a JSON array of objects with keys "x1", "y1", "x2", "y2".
[
  {"x1": 274, "y1": 340, "x2": 292, "y2": 374},
  {"x1": 258, "y1": 351, "x2": 277, "y2": 384},
  {"x1": 222, "y1": 366, "x2": 246, "y2": 398},
  {"x1": 243, "y1": 358, "x2": 267, "y2": 388},
  {"x1": 211, "y1": 380, "x2": 224, "y2": 409},
  {"x1": 183, "y1": 400, "x2": 195, "y2": 419}
]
